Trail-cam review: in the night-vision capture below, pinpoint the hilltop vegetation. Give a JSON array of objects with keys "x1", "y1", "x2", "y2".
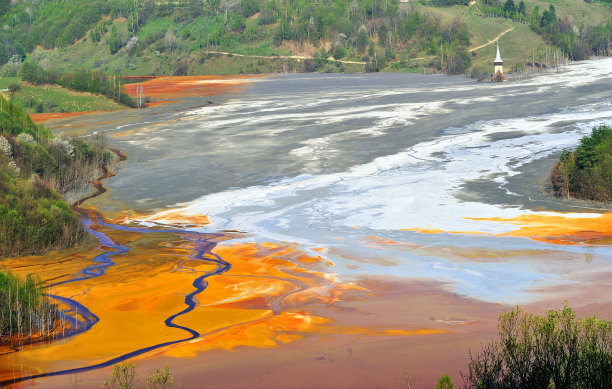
[
  {"x1": 0, "y1": 0, "x2": 608, "y2": 76},
  {"x1": 0, "y1": 96, "x2": 110, "y2": 258},
  {"x1": 550, "y1": 125, "x2": 612, "y2": 202}
]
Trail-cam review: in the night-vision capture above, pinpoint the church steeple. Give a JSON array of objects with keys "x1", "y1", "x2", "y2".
[
  {"x1": 493, "y1": 41, "x2": 504, "y2": 77},
  {"x1": 494, "y1": 42, "x2": 503, "y2": 64}
]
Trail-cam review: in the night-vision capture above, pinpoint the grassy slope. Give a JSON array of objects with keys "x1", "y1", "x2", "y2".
[
  {"x1": 0, "y1": 77, "x2": 123, "y2": 114},
  {"x1": 0, "y1": 97, "x2": 85, "y2": 258},
  {"x1": 21, "y1": 0, "x2": 612, "y2": 75},
  {"x1": 0, "y1": 95, "x2": 111, "y2": 258},
  {"x1": 422, "y1": 3, "x2": 544, "y2": 70},
  {"x1": 0, "y1": 155, "x2": 83, "y2": 258}
]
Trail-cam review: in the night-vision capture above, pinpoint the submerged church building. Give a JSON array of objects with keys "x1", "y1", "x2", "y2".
[{"x1": 491, "y1": 42, "x2": 508, "y2": 82}]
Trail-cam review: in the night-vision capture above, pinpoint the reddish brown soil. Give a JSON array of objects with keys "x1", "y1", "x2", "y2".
[
  {"x1": 30, "y1": 111, "x2": 108, "y2": 123},
  {"x1": 123, "y1": 75, "x2": 264, "y2": 100}
]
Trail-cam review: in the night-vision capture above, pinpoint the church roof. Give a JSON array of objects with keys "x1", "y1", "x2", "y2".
[{"x1": 494, "y1": 42, "x2": 503, "y2": 63}]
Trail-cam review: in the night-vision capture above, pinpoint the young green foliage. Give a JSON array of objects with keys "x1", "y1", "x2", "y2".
[{"x1": 463, "y1": 304, "x2": 612, "y2": 389}]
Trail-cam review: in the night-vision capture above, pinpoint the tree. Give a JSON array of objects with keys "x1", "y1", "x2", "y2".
[
  {"x1": 19, "y1": 62, "x2": 45, "y2": 84},
  {"x1": 356, "y1": 28, "x2": 369, "y2": 52},
  {"x1": 229, "y1": 12, "x2": 246, "y2": 31},
  {"x1": 446, "y1": 47, "x2": 472, "y2": 75},
  {"x1": 503, "y1": 0, "x2": 516, "y2": 17},
  {"x1": 435, "y1": 374, "x2": 454, "y2": 389},
  {"x1": 164, "y1": 29, "x2": 178, "y2": 52},
  {"x1": 172, "y1": 60, "x2": 188, "y2": 76},
  {"x1": 463, "y1": 304, "x2": 612, "y2": 389},
  {"x1": 108, "y1": 26, "x2": 122, "y2": 54},
  {"x1": 7, "y1": 81, "x2": 21, "y2": 100},
  {"x1": 541, "y1": 4, "x2": 557, "y2": 27},
  {"x1": 518, "y1": 1, "x2": 526, "y2": 16},
  {"x1": 104, "y1": 362, "x2": 138, "y2": 389}
]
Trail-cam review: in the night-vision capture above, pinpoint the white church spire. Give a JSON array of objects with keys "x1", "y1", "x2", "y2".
[{"x1": 494, "y1": 41, "x2": 503, "y2": 63}]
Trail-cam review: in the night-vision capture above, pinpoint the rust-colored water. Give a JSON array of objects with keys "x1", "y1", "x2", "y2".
[
  {"x1": 0, "y1": 214, "x2": 463, "y2": 388},
  {"x1": 29, "y1": 75, "x2": 260, "y2": 124},
  {"x1": 30, "y1": 111, "x2": 109, "y2": 123},
  {"x1": 123, "y1": 75, "x2": 265, "y2": 100},
  {"x1": 469, "y1": 212, "x2": 612, "y2": 245}
]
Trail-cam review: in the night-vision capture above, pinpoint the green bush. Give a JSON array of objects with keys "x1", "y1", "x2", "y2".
[
  {"x1": 0, "y1": 96, "x2": 108, "y2": 258},
  {"x1": 104, "y1": 362, "x2": 138, "y2": 389},
  {"x1": 435, "y1": 374, "x2": 454, "y2": 389},
  {"x1": 552, "y1": 125, "x2": 612, "y2": 201},
  {"x1": 0, "y1": 157, "x2": 84, "y2": 257},
  {"x1": 463, "y1": 304, "x2": 612, "y2": 389},
  {"x1": 147, "y1": 366, "x2": 174, "y2": 389}
]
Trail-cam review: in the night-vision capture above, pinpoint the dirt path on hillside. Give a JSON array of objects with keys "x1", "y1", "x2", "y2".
[
  {"x1": 470, "y1": 26, "x2": 516, "y2": 51},
  {"x1": 204, "y1": 51, "x2": 366, "y2": 65},
  {"x1": 207, "y1": 24, "x2": 514, "y2": 66}
]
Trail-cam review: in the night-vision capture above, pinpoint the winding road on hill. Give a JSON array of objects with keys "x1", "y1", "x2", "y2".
[
  {"x1": 469, "y1": 26, "x2": 516, "y2": 52},
  {"x1": 204, "y1": 50, "x2": 367, "y2": 64},
  {"x1": 205, "y1": 23, "x2": 516, "y2": 67}
]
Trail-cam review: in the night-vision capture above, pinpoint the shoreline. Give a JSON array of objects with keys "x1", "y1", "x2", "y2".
[
  {"x1": 29, "y1": 57, "x2": 612, "y2": 125},
  {"x1": 5, "y1": 59, "x2": 611, "y2": 388}
]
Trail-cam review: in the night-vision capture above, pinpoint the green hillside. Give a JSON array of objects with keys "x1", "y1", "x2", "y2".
[
  {"x1": 0, "y1": 77, "x2": 124, "y2": 115},
  {"x1": 0, "y1": 0, "x2": 609, "y2": 76},
  {"x1": 0, "y1": 96, "x2": 109, "y2": 258}
]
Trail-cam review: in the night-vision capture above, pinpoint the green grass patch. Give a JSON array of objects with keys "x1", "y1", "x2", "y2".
[
  {"x1": 0, "y1": 77, "x2": 21, "y2": 89},
  {"x1": 137, "y1": 17, "x2": 175, "y2": 40},
  {"x1": 7, "y1": 84, "x2": 123, "y2": 114}
]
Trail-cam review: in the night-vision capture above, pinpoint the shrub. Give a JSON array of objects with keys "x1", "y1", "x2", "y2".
[
  {"x1": 45, "y1": 99, "x2": 57, "y2": 112},
  {"x1": 435, "y1": 374, "x2": 454, "y2": 389},
  {"x1": 104, "y1": 362, "x2": 138, "y2": 389},
  {"x1": 146, "y1": 366, "x2": 174, "y2": 389},
  {"x1": 16, "y1": 133, "x2": 34, "y2": 144},
  {"x1": 172, "y1": 60, "x2": 189, "y2": 76},
  {"x1": 446, "y1": 47, "x2": 472, "y2": 75},
  {"x1": 7, "y1": 81, "x2": 21, "y2": 99},
  {"x1": 463, "y1": 304, "x2": 612, "y2": 389},
  {"x1": 259, "y1": 5, "x2": 278, "y2": 25},
  {"x1": 229, "y1": 12, "x2": 246, "y2": 31},
  {"x1": 332, "y1": 45, "x2": 346, "y2": 60},
  {"x1": 0, "y1": 135, "x2": 12, "y2": 157}
]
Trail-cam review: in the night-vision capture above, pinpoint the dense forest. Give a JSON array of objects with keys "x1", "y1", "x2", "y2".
[
  {"x1": 0, "y1": 0, "x2": 609, "y2": 76},
  {"x1": 0, "y1": 0, "x2": 493, "y2": 75},
  {"x1": 550, "y1": 125, "x2": 612, "y2": 202},
  {"x1": 0, "y1": 96, "x2": 109, "y2": 258},
  {"x1": 0, "y1": 0, "x2": 474, "y2": 74}
]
